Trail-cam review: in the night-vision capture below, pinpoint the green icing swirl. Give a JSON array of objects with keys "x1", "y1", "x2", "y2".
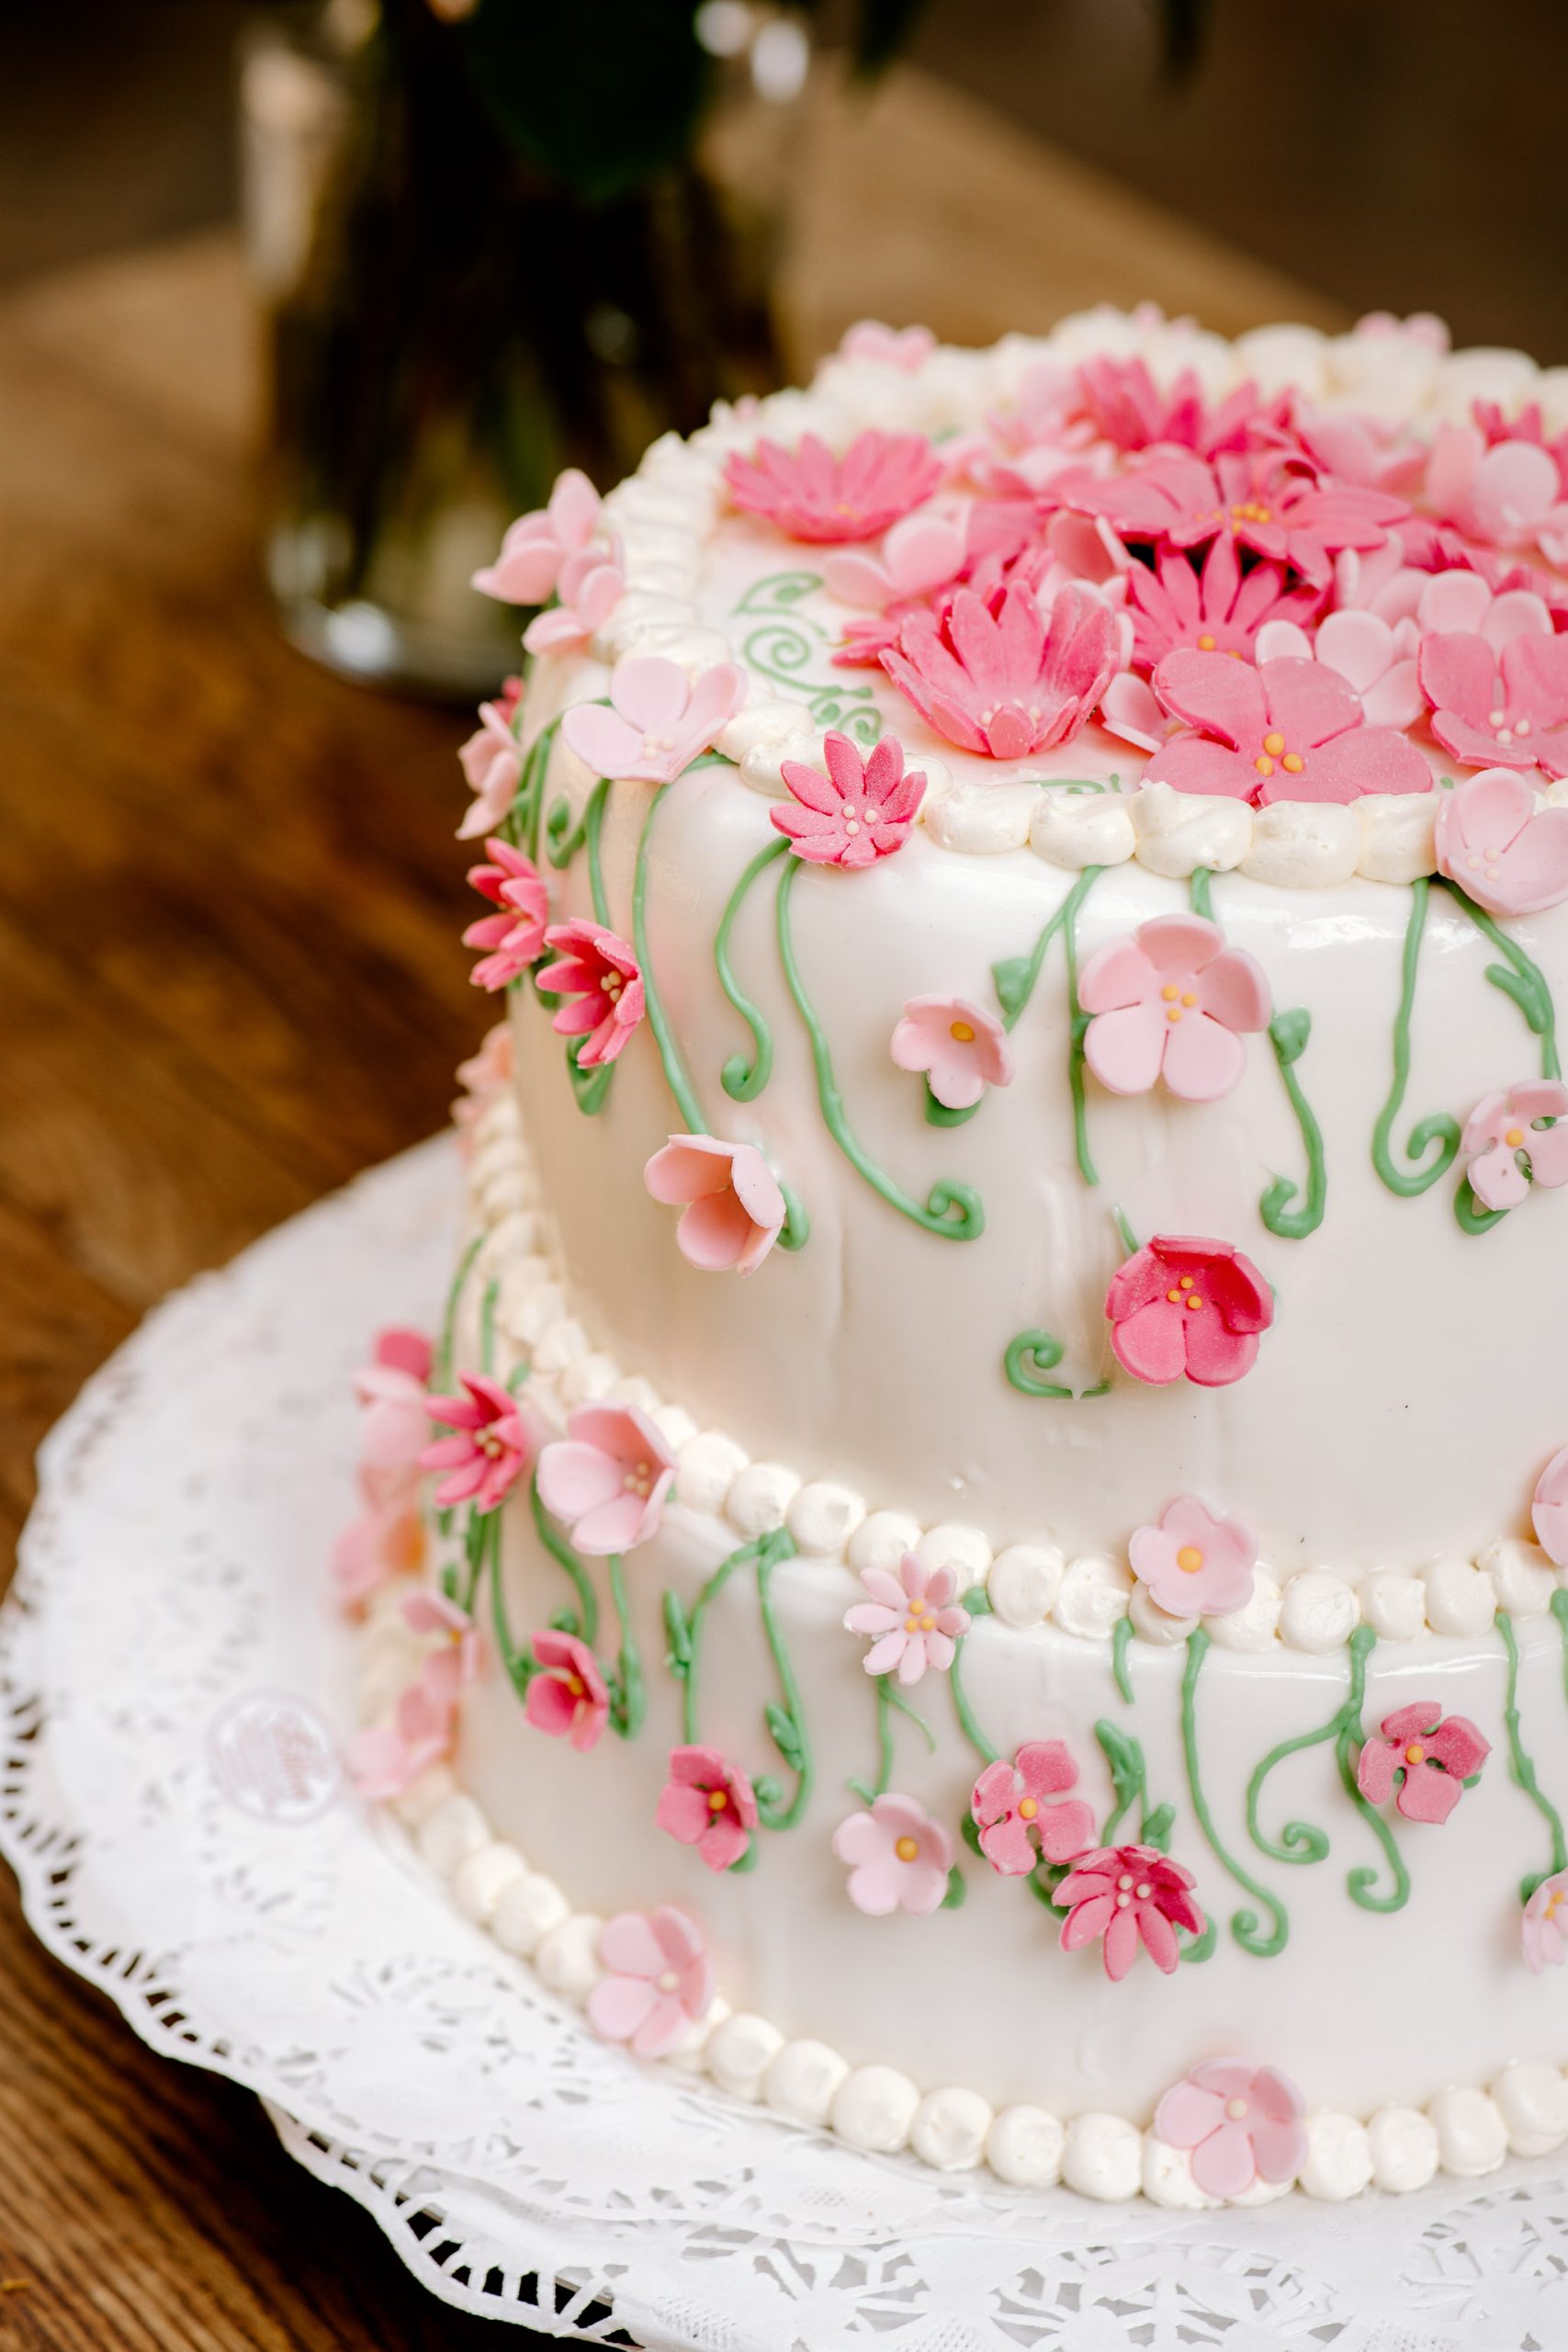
[
  {"x1": 1260, "y1": 1007, "x2": 1327, "y2": 1239},
  {"x1": 545, "y1": 774, "x2": 612, "y2": 924},
  {"x1": 1371, "y1": 877, "x2": 1462, "y2": 1197},
  {"x1": 604, "y1": 1553, "x2": 644, "y2": 1739},
  {"x1": 713, "y1": 838, "x2": 789, "y2": 1102},
  {"x1": 1180, "y1": 1629, "x2": 1290, "y2": 1955},
  {"x1": 1003, "y1": 1327, "x2": 1111, "y2": 1400},
  {"x1": 1245, "y1": 1626, "x2": 1382, "y2": 1869},
  {"x1": 732, "y1": 570, "x2": 881, "y2": 744},
  {"x1": 1498, "y1": 1608, "x2": 1568, "y2": 1900},
  {"x1": 754, "y1": 1530, "x2": 813, "y2": 1827}
]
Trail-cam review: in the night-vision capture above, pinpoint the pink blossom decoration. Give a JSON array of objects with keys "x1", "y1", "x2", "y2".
[
  {"x1": 655, "y1": 1745, "x2": 758, "y2": 1871},
  {"x1": 1419, "y1": 627, "x2": 1568, "y2": 780},
  {"x1": 586, "y1": 1906, "x2": 713, "y2": 2059},
  {"x1": 1434, "y1": 767, "x2": 1568, "y2": 917},
  {"x1": 1078, "y1": 912, "x2": 1270, "y2": 1102},
  {"x1": 457, "y1": 681, "x2": 525, "y2": 840},
  {"x1": 643, "y1": 1134, "x2": 785, "y2": 1274},
  {"x1": 523, "y1": 1629, "x2": 609, "y2": 1752},
  {"x1": 831, "y1": 1792, "x2": 953, "y2": 1916},
  {"x1": 353, "y1": 1327, "x2": 434, "y2": 1470},
  {"x1": 883, "y1": 582, "x2": 1119, "y2": 761},
  {"x1": 521, "y1": 542, "x2": 625, "y2": 656},
  {"x1": 822, "y1": 511, "x2": 966, "y2": 611},
  {"x1": 534, "y1": 919, "x2": 644, "y2": 1066},
  {"x1": 1426, "y1": 419, "x2": 1568, "y2": 567},
  {"x1": 1522, "y1": 1870, "x2": 1568, "y2": 1973},
  {"x1": 724, "y1": 428, "x2": 942, "y2": 543},
  {"x1": 463, "y1": 839, "x2": 550, "y2": 991},
  {"x1": 1533, "y1": 1445, "x2": 1568, "y2": 1566},
  {"x1": 1355, "y1": 1702, "x2": 1490, "y2": 1825},
  {"x1": 1154, "y1": 2058, "x2": 1307, "y2": 2198},
  {"x1": 890, "y1": 994, "x2": 1014, "y2": 1110},
  {"x1": 452, "y1": 1023, "x2": 513, "y2": 1140},
  {"x1": 1099, "y1": 669, "x2": 1183, "y2": 756},
  {"x1": 331, "y1": 1471, "x2": 425, "y2": 1611},
  {"x1": 1415, "y1": 565, "x2": 1554, "y2": 650},
  {"x1": 971, "y1": 1742, "x2": 1095, "y2": 1874},
  {"x1": 771, "y1": 729, "x2": 925, "y2": 866},
  {"x1": 1129, "y1": 1496, "x2": 1258, "y2": 1618},
  {"x1": 1054, "y1": 1842, "x2": 1204, "y2": 1979},
  {"x1": 345, "y1": 1678, "x2": 452, "y2": 1799},
  {"x1": 402, "y1": 1589, "x2": 482, "y2": 1711},
  {"x1": 1461, "y1": 1081, "x2": 1568, "y2": 1212},
  {"x1": 536, "y1": 1403, "x2": 677, "y2": 1555},
  {"x1": 839, "y1": 320, "x2": 937, "y2": 370},
  {"x1": 472, "y1": 468, "x2": 602, "y2": 604},
  {"x1": 1061, "y1": 450, "x2": 1410, "y2": 587},
  {"x1": 561, "y1": 655, "x2": 745, "y2": 786},
  {"x1": 1105, "y1": 1234, "x2": 1274, "y2": 1389},
  {"x1": 1124, "y1": 536, "x2": 1315, "y2": 671},
  {"x1": 1255, "y1": 606, "x2": 1424, "y2": 732},
  {"x1": 843, "y1": 1551, "x2": 972, "y2": 1687},
  {"x1": 421, "y1": 1374, "x2": 537, "y2": 1511},
  {"x1": 1075, "y1": 356, "x2": 1263, "y2": 460},
  {"x1": 1146, "y1": 650, "x2": 1432, "y2": 804}
]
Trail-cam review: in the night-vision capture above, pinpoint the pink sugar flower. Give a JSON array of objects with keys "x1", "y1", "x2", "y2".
[
  {"x1": 1062, "y1": 450, "x2": 1410, "y2": 586},
  {"x1": 452, "y1": 1023, "x2": 513, "y2": 1138},
  {"x1": 1435, "y1": 767, "x2": 1568, "y2": 917},
  {"x1": 534, "y1": 919, "x2": 644, "y2": 1066},
  {"x1": 1461, "y1": 1080, "x2": 1568, "y2": 1212},
  {"x1": 839, "y1": 319, "x2": 937, "y2": 370},
  {"x1": 1099, "y1": 669, "x2": 1185, "y2": 755},
  {"x1": 772, "y1": 729, "x2": 925, "y2": 865},
  {"x1": 1155, "y1": 2059, "x2": 1307, "y2": 2198},
  {"x1": 1078, "y1": 912, "x2": 1269, "y2": 1103},
  {"x1": 1419, "y1": 627, "x2": 1568, "y2": 780},
  {"x1": 561, "y1": 654, "x2": 745, "y2": 786},
  {"x1": 457, "y1": 683, "x2": 525, "y2": 840},
  {"x1": 822, "y1": 511, "x2": 967, "y2": 612},
  {"x1": 1106, "y1": 1234, "x2": 1274, "y2": 1389},
  {"x1": 1534, "y1": 1445, "x2": 1568, "y2": 1566},
  {"x1": 536, "y1": 1403, "x2": 677, "y2": 1555},
  {"x1": 724, "y1": 427, "x2": 942, "y2": 543},
  {"x1": 346, "y1": 1677, "x2": 452, "y2": 1799},
  {"x1": 1415, "y1": 565, "x2": 1554, "y2": 650},
  {"x1": 832, "y1": 1792, "x2": 953, "y2": 1916},
  {"x1": 1255, "y1": 605, "x2": 1424, "y2": 732},
  {"x1": 1076, "y1": 356, "x2": 1264, "y2": 460},
  {"x1": 1426, "y1": 419, "x2": 1568, "y2": 568},
  {"x1": 1146, "y1": 650, "x2": 1431, "y2": 805},
  {"x1": 971, "y1": 1742, "x2": 1094, "y2": 1874},
  {"x1": 643, "y1": 1134, "x2": 785, "y2": 1275},
  {"x1": 472, "y1": 468, "x2": 603, "y2": 605},
  {"x1": 524, "y1": 1628, "x2": 609, "y2": 1752},
  {"x1": 1129, "y1": 1496, "x2": 1258, "y2": 1618},
  {"x1": 890, "y1": 994, "x2": 1014, "y2": 1111},
  {"x1": 353, "y1": 1327, "x2": 434, "y2": 1471},
  {"x1": 403, "y1": 1588, "x2": 481, "y2": 1710},
  {"x1": 843, "y1": 1551, "x2": 972, "y2": 1687},
  {"x1": 331, "y1": 1476, "x2": 425, "y2": 1611},
  {"x1": 884, "y1": 581, "x2": 1119, "y2": 761},
  {"x1": 1333, "y1": 533, "x2": 1427, "y2": 627},
  {"x1": 1356, "y1": 1702, "x2": 1489, "y2": 1825},
  {"x1": 587, "y1": 1906, "x2": 713, "y2": 2059},
  {"x1": 464, "y1": 839, "x2": 550, "y2": 990},
  {"x1": 521, "y1": 542, "x2": 625, "y2": 656},
  {"x1": 655, "y1": 1745, "x2": 757, "y2": 1871},
  {"x1": 1523, "y1": 1869, "x2": 1568, "y2": 1973},
  {"x1": 1055, "y1": 1842, "x2": 1204, "y2": 1979},
  {"x1": 421, "y1": 1374, "x2": 537, "y2": 1511},
  {"x1": 1125, "y1": 535, "x2": 1315, "y2": 671}
]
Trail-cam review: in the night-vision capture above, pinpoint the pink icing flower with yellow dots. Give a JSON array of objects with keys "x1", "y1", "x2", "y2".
[
  {"x1": 655, "y1": 1745, "x2": 757, "y2": 1871},
  {"x1": 1155, "y1": 2058, "x2": 1307, "y2": 2198},
  {"x1": 1055, "y1": 1843, "x2": 1204, "y2": 1979},
  {"x1": 1129, "y1": 1496, "x2": 1258, "y2": 1618},
  {"x1": 535, "y1": 919, "x2": 644, "y2": 1067},
  {"x1": 882, "y1": 582, "x2": 1119, "y2": 762},
  {"x1": 421, "y1": 1374, "x2": 538, "y2": 1512},
  {"x1": 1145, "y1": 650, "x2": 1431, "y2": 805},
  {"x1": 1523, "y1": 1869, "x2": 1568, "y2": 1973},
  {"x1": 1434, "y1": 767, "x2": 1568, "y2": 919},
  {"x1": 524, "y1": 1630, "x2": 609, "y2": 1752},
  {"x1": 463, "y1": 840, "x2": 550, "y2": 991},
  {"x1": 1355, "y1": 1702, "x2": 1489, "y2": 1825},
  {"x1": 536, "y1": 1404, "x2": 677, "y2": 1555},
  {"x1": 724, "y1": 427, "x2": 942, "y2": 542},
  {"x1": 1078, "y1": 913, "x2": 1269, "y2": 1103},
  {"x1": 1461, "y1": 1080, "x2": 1568, "y2": 1212},
  {"x1": 1105, "y1": 1235, "x2": 1274, "y2": 1388},
  {"x1": 587, "y1": 1906, "x2": 713, "y2": 2058},
  {"x1": 1420, "y1": 627, "x2": 1568, "y2": 780},
  {"x1": 643, "y1": 1135, "x2": 785, "y2": 1274},
  {"x1": 971, "y1": 1743, "x2": 1094, "y2": 1875},
  {"x1": 561, "y1": 655, "x2": 745, "y2": 785},
  {"x1": 890, "y1": 995, "x2": 1014, "y2": 1111},
  {"x1": 771, "y1": 729, "x2": 925, "y2": 866},
  {"x1": 843, "y1": 1552, "x2": 971, "y2": 1686},
  {"x1": 832, "y1": 1793, "x2": 953, "y2": 1916}
]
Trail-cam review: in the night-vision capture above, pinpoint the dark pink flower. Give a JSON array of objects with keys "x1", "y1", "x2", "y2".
[
  {"x1": 535, "y1": 919, "x2": 644, "y2": 1066},
  {"x1": 587, "y1": 1906, "x2": 713, "y2": 2058},
  {"x1": 1155, "y1": 2059, "x2": 1306, "y2": 2197},
  {"x1": 655, "y1": 1745, "x2": 757, "y2": 1870},
  {"x1": 883, "y1": 582, "x2": 1118, "y2": 761},
  {"x1": 472, "y1": 469, "x2": 603, "y2": 604},
  {"x1": 536, "y1": 1403, "x2": 677, "y2": 1555},
  {"x1": 561, "y1": 654, "x2": 745, "y2": 785},
  {"x1": 843, "y1": 1551, "x2": 971, "y2": 1686},
  {"x1": 724, "y1": 428, "x2": 942, "y2": 543},
  {"x1": 1106, "y1": 1234, "x2": 1274, "y2": 1389},
  {"x1": 1461, "y1": 1081, "x2": 1568, "y2": 1212},
  {"x1": 1075, "y1": 355, "x2": 1264, "y2": 459},
  {"x1": 1419, "y1": 628, "x2": 1568, "y2": 779},
  {"x1": 1146, "y1": 650, "x2": 1432, "y2": 805},
  {"x1": 1055, "y1": 1842, "x2": 1204, "y2": 1979},
  {"x1": 1125, "y1": 536, "x2": 1317, "y2": 671},
  {"x1": 1356, "y1": 1702, "x2": 1489, "y2": 1824},
  {"x1": 421, "y1": 1373, "x2": 537, "y2": 1510},
  {"x1": 525, "y1": 1629, "x2": 609, "y2": 1751},
  {"x1": 1078, "y1": 912, "x2": 1269, "y2": 1102},
  {"x1": 971, "y1": 1742, "x2": 1094, "y2": 1874},
  {"x1": 464, "y1": 839, "x2": 550, "y2": 990},
  {"x1": 1435, "y1": 767, "x2": 1568, "y2": 917},
  {"x1": 643, "y1": 1135, "x2": 785, "y2": 1274},
  {"x1": 771, "y1": 730, "x2": 925, "y2": 865},
  {"x1": 1063, "y1": 450, "x2": 1410, "y2": 587}
]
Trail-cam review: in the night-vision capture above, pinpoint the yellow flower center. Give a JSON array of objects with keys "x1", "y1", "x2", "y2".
[
  {"x1": 1018, "y1": 1797, "x2": 1039, "y2": 1819},
  {"x1": 1405, "y1": 1743, "x2": 1426, "y2": 1766},
  {"x1": 1177, "y1": 1545, "x2": 1205, "y2": 1574},
  {"x1": 895, "y1": 1835, "x2": 919, "y2": 1862},
  {"x1": 1506, "y1": 1126, "x2": 1525, "y2": 1148},
  {"x1": 950, "y1": 1019, "x2": 976, "y2": 1044},
  {"x1": 707, "y1": 1789, "x2": 728, "y2": 1811},
  {"x1": 1197, "y1": 632, "x2": 1217, "y2": 651}
]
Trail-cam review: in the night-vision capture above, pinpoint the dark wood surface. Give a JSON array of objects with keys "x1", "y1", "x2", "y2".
[{"x1": 0, "y1": 74, "x2": 1333, "y2": 2347}]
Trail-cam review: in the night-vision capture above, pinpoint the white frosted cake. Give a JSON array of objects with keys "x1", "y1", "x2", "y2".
[{"x1": 340, "y1": 306, "x2": 1568, "y2": 2205}]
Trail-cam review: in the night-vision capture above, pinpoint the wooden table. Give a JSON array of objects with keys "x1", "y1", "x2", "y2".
[{"x1": 0, "y1": 63, "x2": 1338, "y2": 2349}]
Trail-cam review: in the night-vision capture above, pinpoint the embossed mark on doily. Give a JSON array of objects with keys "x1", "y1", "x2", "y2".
[{"x1": 208, "y1": 1689, "x2": 343, "y2": 1826}]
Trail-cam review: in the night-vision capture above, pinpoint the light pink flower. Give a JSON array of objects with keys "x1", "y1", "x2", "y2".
[
  {"x1": 655, "y1": 1745, "x2": 757, "y2": 1870},
  {"x1": 472, "y1": 469, "x2": 603, "y2": 604},
  {"x1": 1076, "y1": 356, "x2": 1265, "y2": 459},
  {"x1": 1333, "y1": 533, "x2": 1427, "y2": 626},
  {"x1": 536, "y1": 1404, "x2": 677, "y2": 1555},
  {"x1": 452, "y1": 1023, "x2": 513, "y2": 1138},
  {"x1": 353, "y1": 1328, "x2": 434, "y2": 1470},
  {"x1": 772, "y1": 729, "x2": 925, "y2": 865},
  {"x1": 1256, "y1": 605, "x2": 1424, "y2": 731},
  {"x1": 346, "y1": 1678, "x2": 452, "y2": 1798},
  {"x1": 1356, "y1": 1702, "x2": 1489, "y2": 1825},
  {"x1": 331, "y1": 1476, "x2": 426, "y2": 1610},
  {"x1": 457, "y1": 681, "x2": 525, "y2": 840},
  {"x1": 561, "y1": 655, "x2": 745, "y2": 785},
  {"x1": 883, "y1": 582, "x2": 1119, "y2": 761},
  {"x1": 521, "y1": 542, "x2": 625, "y2": 656},
  {"x1": 1129, "y1": 1496, "x2": 1258, "y2": 1618},
  {"x1": 1079, "y1": 912, "x2": 1269, "y2": 1102},
  {"x1": 587, "y1": 1906, "x2": 713, "y2": 2058},
  {"x1": 1426, "y1": 419, "x2": 1568, "y2": 566},
  {"x1": 403, "y1": 1588, "x2": 482, "y2": 1711},
  {"x1": 534, "y1": 920, "x2": 644, "y2": 1066},
  {"x1": 1146, "y1": 650, "x2": 1432, "y2": 804},
  {"x1": 1155, "y1": 2059, "x2": 1307, "y2": 2198},
  {"x1": 1436, "y1": 766, "x2": 1568, "y2": 916},
  {"x1": 1461, "y1": 1080, "x2": 1568, "y2": 1211},
  {"x1": 1100, "y1": 669, "x2": 1185, "y2": 755},
  {"x1": 524, "y1": 1629, "x2": 609, "y2": 1751},
  {"x1": 890, "y1": 995, "x2": 1013, "y2": 1110},
  {"x1": 1534, "y1": 1444, "x2": 1568, "y2": 1566},
  {"x1": 463, "y1": 839, "x2": 550, "y2": 990},
  {"x1": 839, "y1": 320, "x2": 937, "y2": 370},
  {"x1": 1106, "y1": 1234, "x2": 1274, "y2": 1389},
  {"x1": 1419, "y1": 626, "x2": 1568, "y2": 779},
  {"x1": 421, "y1": 1373, "x2": 537, "y2": 1511},
  {"x1": 822, "y1": 511, "x2": 966, "y2": 611},
  {"x1": 971, "y1": 1742, "x2": 1094, "y2": 1874},
  {"x1": 1125, "y1": 535, "x2": 1315, "y2": 671},
  {"x1": 643, "y1": 1135, "x2": 785, "y2": 1274},
  {"x1": 843, "y1": 1552, "x2": 972, "y2": 1687},
  {"x1": 1415, "y1": 565, "x2": 1554, "y2": 650},
  {"x1": 1061, "y1": 450, "x2": 1410, "y2": 586},
  {"x1": 1523, "y1": 1869, "x2": 1568, "y2": 1973},
  {"x1": 831, "y1": 1792, "x2": 953, "y2": 1916},
  {"x1": 1055, "y1": 1842, "x2": 1204, "y2": 1979},
  {"x1": 724, "y1": 428, "x2": 942, "y2": 543}
]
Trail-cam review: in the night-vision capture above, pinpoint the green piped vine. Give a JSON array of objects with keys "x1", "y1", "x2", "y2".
[
  {"x1": 1498, "y1": 1609, "x2": 1568, "y2": 1901},
  {"x1": 1245, "y1": 1626, "x2": 1393, "y2": 1890},
  {"x1": 713, "y1": 838, "x2": 790, "y2": 1102},
  {"x1": 731, "y1": 571, "x2": 881, "y2": 744},
  {"x1": 1371, "y1": 876, "x2": 1464, "y2": 1197},
  {"x1": 663, "y1": 1527, "x2": 813, "y2": 1837},
  {"x1": 1179, "y1": 1629, "x2": 1290, "y2": 1955},
  {"x1": 1004, "y1": 1328, "x2": 1111, "y2": 1401}
]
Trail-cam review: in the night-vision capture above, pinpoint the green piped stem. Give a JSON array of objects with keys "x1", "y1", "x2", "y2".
[
  {"x1": 605, "y1": 1553, "x2": 644, "y2": 1739},
  {"x1": 714, "y1": 838, "x2": 789, "y2": 1102},
  {"x1": 1498, "y1": 1609, "x2": 1568, "y2": 1898},
  {"x1": 1062, "y1": 887, "x2": 1100, "y2": 1187},
  {"x1": 1439, "y1": 878, "x2": 1562, "y2": 1080},
  {"x1": 991, "y1": 865, "x2": 1104, "y2": 1034},
  {"x1": 1111, "y1": 1616, "x2": 1134, "y2": 1704},
  {"x1": 1371, "y1": 878, "x2": 1462, "y2": 1197},
  {"x1": 529, "y1": 1472, "x2": 598, "y2": 1645},
  {"x1": 1244, "y1": 1637, "x2": 1384, "y2": 1869},
  {"x1": 437, "y1": 1233, "x2": 484, "y2": 1391},
  {"x1": 1003, "y1": 1328, "x2": 1111, "y2": 1401},
  {"x1": 1328, "y1": 1629, "x2": 1411, "y2": 1914},
  {"x1": 1188, "y1": 865, "x2": 1214, "y2": 922},
  {"x1": 671, "y1": 1534, "x2": 767, "y2": 1745},
  {"x1": 1180, "y1": 1629, "x2": 1290, "y2": 1955},
  {"x1": 949, "y1": 1598, "x2": 1001, "y2": 1766},
  {"x1": 1554, "y1": 1588, "x2": 1568, "y2": 1702},
  {"x1": 479, "y1": 1276, "x2": 500, "y2": 1374},
  {"x1": 754, "y1": 1530, "x2": 812, "y2": 1828},
  {"x1": 545, "y1": 774, "x2": 613, "y2": 924},
  {"x1": 502, "y1": 712, "x2": 567, "y2": 865},
  {"x1": 1260, "y1": 1011, "x2": 1328, "y2": 1239},
  {"x1": 481, "y1": 1510, "x2": 535, "y2": 1699}
]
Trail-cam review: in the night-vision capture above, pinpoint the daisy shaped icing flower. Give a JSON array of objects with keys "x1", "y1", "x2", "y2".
[
  {"x1": 643, "y1": 1135, "x2": 785, "y2": 1274},
  {"x1": 1055, "y1": 1843, "x2": 1203, "y2": 1979},
  {"x1": 771, "y1": 729, "x2": 925, "y2": 866},
  {"x1": 1533, "y1": 1445, "x2": 1568, "y2": 1566},
  {"x1": 535, "y1": 920, "x2": 643, "y2": 1066},
  {"x1": 536, "y1": 1403, "x2": 677, "y2": 1555},
  {"x1": 457, "y1": 680, "x2": 524, "y2": 840},
  {"x1": 890, "y1": 995, "x2": 1014, "y2": 1111},
  {"x1": 971, "y1": 1742, "x2": 1094, "y2": 1875},
  {"x1": 1461, "y1": 1080, "x2": 1568, "y2": 1211},
  {"x1": 844, "y1": 1552, "x2": 971, "y2": 1686},
  {"x1": 464, "y1": 839, "x2": 550, "y2": 990},
  {"x1": 724, "y1": 427, "x2": 942, "y2": 542},
  {"x1": 1523, "y1": 1869, "x2": 1568, "y2": 1973},
  {"x1": 656, "y1": 1745, "x2": 757, "y2": 1871},
  {"x1": 1155, "y1": 2059, "x2": 1307, "y2": 2199},
  {"x1": 1145, "y1": 650, "x2": 1431, "y2": 805},
  {"x1": 421, "y1": 1374, "x2": 537, "y2": 1511},
  {"x1": 523, "y1": 1629, "x2": 609, "y2": 1751},
  {"x1": 587, "y1": 1906, "x2": 713, "y2": 2059},
  {"x1": 882, "y1": 582, "x2": 1118, "y2": 761},
  {"x1": 472, "y1": 468, "x2": 602, "y2": 605},
  {"x1": 1125, "y1": 535, "x2": 1315, "y2": 670},
  {"x1": 832, "y1": 1792, "x2": 953, "y2": 1916},
  {"x1": 1078, "y1": 912, "x2": 1269, "y2": 1103},
  {"x1": 1106, "y1": 1235, "x2": 1274, "y2": 1388},
  {"x1": 1355, "y1": 1702, "x2": 1489, "y2": 1824},
  {"x1": 1434, "y1": 766, "x2": 1568, "y2": 918},
  {"x1": 561, "y1": 655, "x2": 745, "y2": 785},
  {"x1": 1129, "y1": 1496, "x2": 1258, "y2": 1618}
]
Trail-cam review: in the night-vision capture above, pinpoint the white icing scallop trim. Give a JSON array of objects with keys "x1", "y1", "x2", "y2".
[{"x1": 462, "y1": 1091, "x2": 1568, "y2": 1653}]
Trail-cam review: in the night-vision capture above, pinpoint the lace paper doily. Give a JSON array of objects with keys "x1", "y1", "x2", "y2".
[{"x1": 4, "y1": 1136, "x2": 1567, "y2": 2351}]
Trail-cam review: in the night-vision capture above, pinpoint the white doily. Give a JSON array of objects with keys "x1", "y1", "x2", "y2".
[{"x1": 5, "y1": 1135, "x2": 1568, "y2": 2351}]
